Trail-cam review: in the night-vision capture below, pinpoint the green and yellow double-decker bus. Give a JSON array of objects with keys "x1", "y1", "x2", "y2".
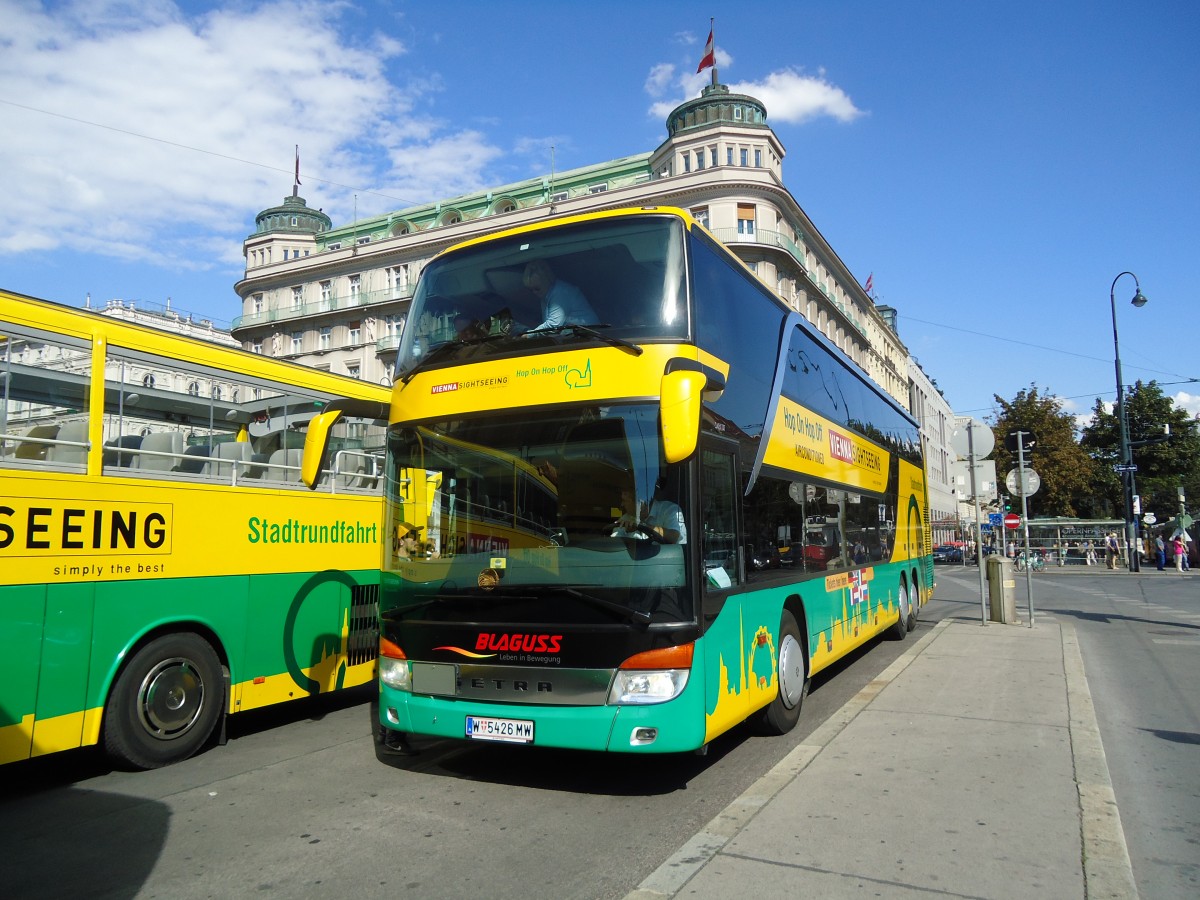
[
  {"x1": 1, "y1": 289, "x2": 389, "y2": 768},
  {"x1": 304, "y1": 206, "x2": 932, "y2": 753}
]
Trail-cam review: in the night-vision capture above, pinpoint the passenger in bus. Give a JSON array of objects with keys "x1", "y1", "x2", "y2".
[
  {"x1": 521, "y1": 259, "x2": 599, "y2": 333},
  {"x1": 394, "y1": 522, "x2": 423, "y2": 559}
]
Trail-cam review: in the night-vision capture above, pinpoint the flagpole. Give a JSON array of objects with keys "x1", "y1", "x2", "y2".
[{"x1": 710, "y1": 18, "x2": 717, "y2": 86}]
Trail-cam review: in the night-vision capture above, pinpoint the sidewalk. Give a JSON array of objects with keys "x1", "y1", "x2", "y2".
[{"x1": 625, "y1": 616, "x2": 1137, "y2": 900}]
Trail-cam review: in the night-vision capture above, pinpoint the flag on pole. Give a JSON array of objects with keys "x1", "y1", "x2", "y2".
[
  {"x1": 696, "y1": 24, "x2": 715, "y2": 73},
  {"x1": 864, "y1": 273, "x2": 874, "y2": 295},
  {"x1": 294, "y1": 145, "x2": 301, "y2": 186}
]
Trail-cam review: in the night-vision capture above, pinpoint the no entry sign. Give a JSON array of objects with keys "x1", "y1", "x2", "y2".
[{"x1": 1003, "y1": 513, "x2": 1021, "y2": 530}]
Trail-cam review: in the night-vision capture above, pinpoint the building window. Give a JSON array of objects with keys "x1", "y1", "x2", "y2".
[
  {"x1": 251, "y1": 341, "x2": 262, "y2": 355},
  {"x1": 319, "y1": 326, "x2": 331, "y2": 350},
  {"x1": 682, "y1": 153, "x2": 691, "y2": 173},
  {"x1": 691, "y1": 206, "x2": 709, "y2": 228},
  {"x1": 348, "y1": 321, "x2": 361, "y2": 344},
  {"x1": 387, "y1": 265, "x2": 409, "y2": 295},
  {"x1": 291, "y1": 216, "x2": 299, "y2": 226},
  {"x1": 357, "y1": 236, "x2": 371, "y2": 245},
  {"x1": 755, "y1": 149, "x2": 762, "y2": 167},
  {"x1": 727, "y1": 147, "x2": 734, "y2": 166},
  {"x1": 710, "y1": 147, "x2": 718, "y2": 167},
  {"x1": 587, "y1": 183, "x2": 608, "y2": 194},
  {"x1": 327, "y1": 242, "x2": 341, "y2": 251},
  {"x1": 142, "y1": 373, "x2": 156, "y2": 389},
  {"x1": 740, "y1": 148, "x2": 748, "y2": 167},
  {"x1": 252, "y1": 293, "x2": 263, "y2": 314},
  {"x1": 320, "y1": 280, "x2": 331, "y2": 306},
  {"x1": 346, "y1": 363, "x2": 361, "y2": 380},
  {"x1": 696, "y1": 151, "x2": 705, "y2": 170},
  {"x1": 348, "y1": 275, "x2": 360, "y2": 302},
  {"x1": 734, "y1": 107, "x2": 743, "y2": 121},
  {"x1": 212, "y1": 385, "x2": 223, "y2": 401},
  {"x1": 291, "y1": 331, "x2": 303, "y2": 353},
  {"x1": 187, "y1": 381, "x2": 200, "y2": 397},
  {"x1": 737, "y1": 204, "x2": 756, "y2": 236},
  {"x1": 550, "y1": 190, "x2": 568, "y2": 202},
  {"x1": 291, "y1": 286, "x2": 303, "y2": 308}
]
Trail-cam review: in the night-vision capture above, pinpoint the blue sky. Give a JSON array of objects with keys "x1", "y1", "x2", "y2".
[{"x1": 2, "y1": 0, "x2": 1197, "y2": 422}]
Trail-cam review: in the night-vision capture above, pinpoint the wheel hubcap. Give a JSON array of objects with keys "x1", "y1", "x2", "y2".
[
  {"x1": 137, "y1": 657, "x2": 204, "y2": 740},
  {"x1": 778, "y1": 633, "x2": 805, "y2": 709}
]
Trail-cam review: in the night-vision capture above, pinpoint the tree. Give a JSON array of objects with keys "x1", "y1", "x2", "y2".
[
  {"x1": 1079, "y1": 380, "x2": 1200, "y2": 523},
  {"x1": 991, "y1": 384, "x2": 1097, "y2": 517}
]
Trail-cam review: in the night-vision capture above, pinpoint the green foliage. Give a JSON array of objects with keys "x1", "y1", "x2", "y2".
[
  {"x1": 1079, "y1": 381, "x2": 1200, "y2": 522},
  {"x1": 990, "y1": 384, "x2": 1097, "y2": 517}
]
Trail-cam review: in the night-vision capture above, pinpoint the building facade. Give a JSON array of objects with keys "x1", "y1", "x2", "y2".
[
  {"x1": 233, "y1": 81, "x2": 911, "y2": 406},
  {"x1": 908, "y1": 356, "x2": 958, "y2": 543}
]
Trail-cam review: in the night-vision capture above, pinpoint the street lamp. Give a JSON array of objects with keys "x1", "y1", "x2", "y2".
[{"x1": 1111, "y1": 271, "x2": 1148, "y2": 572}]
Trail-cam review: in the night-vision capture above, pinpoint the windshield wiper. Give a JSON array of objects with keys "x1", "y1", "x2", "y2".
[
  {"x1": 527, "y1": 324, "x2": 643, "y2": 356},
  {"x1": 563, "y1": 587, "x2": 651, "y2": 625},
  {"x1": 399, "y1": 334, "x2": 505, "y2": 384}
]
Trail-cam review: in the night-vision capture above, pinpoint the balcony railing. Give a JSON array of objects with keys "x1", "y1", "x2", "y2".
[
  {"x1": 709, "y1": 227, "x2": 864, "y2": 335},
  {"x1": 232, "y1": 285, "x2": 415, "y2": 331}
]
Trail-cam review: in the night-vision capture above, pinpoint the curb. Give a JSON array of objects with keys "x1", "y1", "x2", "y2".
[{"x1": 623, "y1": 618, "x2": 950, "y2": 900}]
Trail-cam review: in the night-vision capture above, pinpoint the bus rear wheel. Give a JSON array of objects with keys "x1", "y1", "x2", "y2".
[
  {"x1": 890, "y1": 581, "x2": 910, "y2": 640},
  {"x1": 756, "y1": 610, "x2": 808, "y2": 735},
  {"x1": 103, "y1": 633, "x2": 223, "y2": 770}
]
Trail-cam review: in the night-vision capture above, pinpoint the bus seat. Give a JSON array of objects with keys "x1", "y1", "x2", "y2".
[
  {"x1": 103, "y1": 434, "x2": 143, "y2": 468},
  {"x1": 15, "y1": 424, "x2": 59, "y2": 460},
  {"x1": 48, "y1": 420, "x2": 89, "y2": 465},
  {"x1": 214, "y1": 441, "x2": 252, "y2": 479},
  {"x1": 138, "y1": 431, "x2": 184, "y2": 471},
  {"x1": 268, "y1": 448, "x2": 302, "y2": 482},
  {"x1": 246, "y1": 452, "x2": 270, "y2": 478},
  {"x1": 178, "y1": 444, "x2": 211, "y2": 475}
]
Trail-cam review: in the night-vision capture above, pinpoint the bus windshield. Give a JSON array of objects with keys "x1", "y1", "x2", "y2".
[
  {"x1": 384, "y1": 403, "x2": 693, "y2": 624},
  {"x1": 397, "y1": 215, "x2": 688, "y2": 376}
]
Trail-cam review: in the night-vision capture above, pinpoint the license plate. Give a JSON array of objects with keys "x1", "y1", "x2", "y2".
[{"x1": 464, "y1": 715, "x2": 534, "y2": 744}]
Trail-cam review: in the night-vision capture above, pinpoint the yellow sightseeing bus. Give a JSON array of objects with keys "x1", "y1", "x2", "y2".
[
  {"x1": 0, "y1": 289, "x2": 389, "y2": 769},
  {"x1": 304, "y1": 206, "x2": 932, "y2": 754}
]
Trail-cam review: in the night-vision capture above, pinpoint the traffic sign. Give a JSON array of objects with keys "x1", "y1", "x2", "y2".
[
  {"x1": 1005, "y1": 467, "x2": 1041, "y2": 497},
  {"x1": 988, "y1": 512, "x2": 1002, "y2": 526},
  {"x1": 1004, "y1": 430, "x2": 1037, "y2": 453},
  {"x1": 1003, "y1": 513, "x2": 1021, "y2": 530},
  {"x1": 1114, "y1": 463, "x2": 1137, "y2": 473}
]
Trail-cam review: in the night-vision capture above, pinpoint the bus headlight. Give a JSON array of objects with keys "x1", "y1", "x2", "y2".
[
  {"x1": 379, "y1": 637, "x2": 411, "y2": 691},
  {"x1": 608, "y1": 642, "x2": 693, "y2": 705},
  {"x1": 608, "y1": 669, "x2": 689, "y2": 705}
]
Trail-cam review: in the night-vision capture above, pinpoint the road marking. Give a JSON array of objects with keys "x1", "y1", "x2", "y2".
[{"x1": 1152, "y1": 638, "x2": 1200, "y2": 646}]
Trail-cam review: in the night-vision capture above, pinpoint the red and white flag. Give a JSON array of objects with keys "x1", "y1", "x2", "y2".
[
  {"x1": 864, "y1": 273, "x2": 874, "y2": 294},
  {"x1": 696, "y1": 25, "x2": 715, "y2": 73}
]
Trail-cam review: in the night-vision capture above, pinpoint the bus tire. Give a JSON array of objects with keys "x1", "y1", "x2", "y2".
[
  {"x1": 890, "y1": 581, "x2": 910, "y2": 641},
  {"x1": 907, "y1": 572, "x2": 919, "y2": 632},
  {"x1": 103, "y1": 633, "x2": 223, "y2": 770},
  {"x1": 756, "y1": 610, "x2": 808, "y2": 735}
]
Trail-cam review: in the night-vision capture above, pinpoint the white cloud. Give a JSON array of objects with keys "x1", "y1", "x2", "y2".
[
  {"x1": 730, "y1": 69, "x2": 865, "y2": 125},
  {"x1": 646, "y1": 57, "x2": 863, "y2": 125},
  {"x1": 1173, "y1": 391, "x2": 1200, "y2": 418},
  {"x1": 0, "y1": 1, "x2": 503, "y2": 273}
]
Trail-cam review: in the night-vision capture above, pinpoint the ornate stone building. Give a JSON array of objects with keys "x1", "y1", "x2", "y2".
[{"x1": 233, "y1": 81, "x2": 911, "y2": 406}]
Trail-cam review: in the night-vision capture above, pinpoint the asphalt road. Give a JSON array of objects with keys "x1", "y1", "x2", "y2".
[{"x1": 2, "y1": 586, "x2": 962, "y2": 900}]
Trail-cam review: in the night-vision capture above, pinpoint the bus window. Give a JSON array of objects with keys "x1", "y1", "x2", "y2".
[{"x1": 0, "y1": 325, "x2": 90, "y2": 468}]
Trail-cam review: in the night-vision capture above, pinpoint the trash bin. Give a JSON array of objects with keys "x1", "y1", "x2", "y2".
[{"x1": 986, "y1": 555, "x2": 1017, "y2": 624}]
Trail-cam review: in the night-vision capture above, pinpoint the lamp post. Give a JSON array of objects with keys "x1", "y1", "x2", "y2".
[{"x1": 1110, "y1": 271, "x2": 1148, "y2": 572}]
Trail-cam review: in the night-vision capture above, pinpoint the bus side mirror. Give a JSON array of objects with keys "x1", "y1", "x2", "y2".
[
  {"x1": 301, "y1": 409, "x2": 343, "y2": 489},
  {"x1": 660, "y1": 369, "x2": 706, "y2": 464}
]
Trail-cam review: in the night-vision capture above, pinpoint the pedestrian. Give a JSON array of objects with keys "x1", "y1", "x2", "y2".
[
  {"x1": 1173, "y1": 534, "x2": 1186, "y2": 573},
  {"x1": 1105, "y1": 532, "x2": 1119, "y2": 569},
  {"x1": 1155, "y1": 533, "x2": 1166, "y2": 571},
  {"x1": 1085, "y1": 540, "x2": 1097, "y2": 565}
]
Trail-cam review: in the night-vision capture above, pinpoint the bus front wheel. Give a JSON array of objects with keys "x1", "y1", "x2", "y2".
[
  {"x1": 103, "y1": 633, "x2": 224, "y2": 770},
  {"x1": 756, "y1": 610, "x2": 808, "y2": 735}
]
